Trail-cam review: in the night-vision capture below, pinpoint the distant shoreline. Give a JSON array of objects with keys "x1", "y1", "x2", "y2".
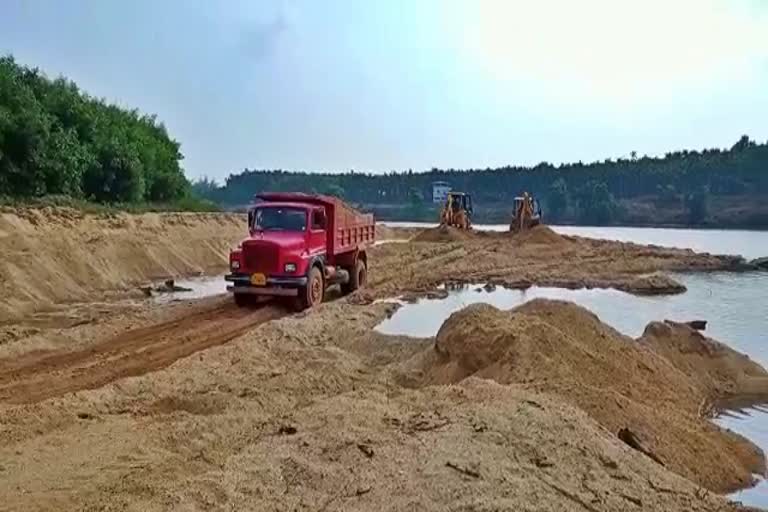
[{"x1": 373, "y1": 218, "x2": 768, "y2": 232}]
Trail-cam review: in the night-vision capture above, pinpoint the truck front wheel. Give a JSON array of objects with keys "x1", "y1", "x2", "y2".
[
  {"x1": 234, "y1": 292, "x2": 252, "y2": 308},
  {"x1": 297, "y1": 266, "x2": 324, "y2": 311}
]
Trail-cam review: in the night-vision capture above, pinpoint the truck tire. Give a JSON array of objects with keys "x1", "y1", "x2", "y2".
[
  {"x1": 342, "y1": 259, "x2": 366, "y2": 295},
  {"x1": 234, "y1": 292, "x2": 251, "y2": 308},
  {"x1": 298, "y1": 266, "x2": 324, "y2": 310}
]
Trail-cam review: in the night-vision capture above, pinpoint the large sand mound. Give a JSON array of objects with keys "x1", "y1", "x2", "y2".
[
  {"x1": 510, "y1": 224, "x2": 570, "y2": 246},
  {"x1": 413, "y1": 299, "x2": 768, "y2": 492},
  {"x1": 412, "y1": 225, "x2": 475, "y2": 243},
  {"x1": 0, "y1": 207, "x2": 245, "y2": 322}
]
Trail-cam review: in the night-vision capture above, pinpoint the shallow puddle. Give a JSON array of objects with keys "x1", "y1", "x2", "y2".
[
  {"x1": 373, "y1": 239, "x2": 409, "y2": 246},
  {"x1": 150, "y1": 274, "x2": 228, "y2": 304},
  {"x1": 375, "y1": 284, "x2": 642, "y2": 338}
]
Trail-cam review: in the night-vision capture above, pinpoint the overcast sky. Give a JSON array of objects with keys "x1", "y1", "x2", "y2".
[{"x1": 1, "y1": 0, "x2": 767, "y2": 180}]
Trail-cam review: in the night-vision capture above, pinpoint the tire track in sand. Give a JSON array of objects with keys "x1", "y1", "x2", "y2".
[{"x1": 0, "y1": 301, "x2": 283, "y2": 404}]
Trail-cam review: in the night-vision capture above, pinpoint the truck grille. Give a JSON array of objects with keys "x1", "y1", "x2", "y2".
[{"x1": 241, "y1": 241, "x2": 279, "y2": 274}]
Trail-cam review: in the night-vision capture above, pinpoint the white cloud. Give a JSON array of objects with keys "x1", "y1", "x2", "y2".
[{"x1": 457, "y1": 0, "x2": 768, "y2": 108}]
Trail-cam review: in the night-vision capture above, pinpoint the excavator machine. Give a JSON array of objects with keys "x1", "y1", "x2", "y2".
[
  {"x1": 440, "y1": 192, "x2": 473, "y2": 230},
  {"x1": 510, "y1": 192, "x2": 542, "y2": 232}
]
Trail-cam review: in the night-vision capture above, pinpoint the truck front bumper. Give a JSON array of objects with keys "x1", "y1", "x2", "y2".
[{"x1": 225, "y1": 274, "x2": 308, "y2": 297}]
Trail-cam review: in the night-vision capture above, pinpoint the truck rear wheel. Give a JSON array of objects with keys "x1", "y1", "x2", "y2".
[
  {"x1": 297, "y1": 266, "x2": 324, "y2": 311},
  {"x1": 342, "y1": 259, "x2": 366, "y2": 295}
]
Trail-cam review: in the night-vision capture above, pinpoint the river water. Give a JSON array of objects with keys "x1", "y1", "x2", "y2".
[{"x1": 380, "y1": 222, "x2": 768, "y2": 507}]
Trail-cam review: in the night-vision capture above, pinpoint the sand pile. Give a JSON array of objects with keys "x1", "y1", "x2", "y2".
[
  {"x1": 375, "y1": 223, "x2": 395, "y2": 239},
  {"x1": 510, "y1": 225, "x2": 570, "y2": 246},
  {"x1": 0, "y1": 207, "x2": 245, "y2": 322},
  {"x1": 412, "y1": 299, "x2": 768, "y2": 492},
  {"x1": 619, "y1": 272, "x2": 687, "y2": 295},
  {"x1": 412, "y1": 225, "x2": 475, "y2": 243}
]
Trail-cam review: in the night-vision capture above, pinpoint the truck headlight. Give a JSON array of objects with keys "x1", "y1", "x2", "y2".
[
  {"x1": 284, "y1": 263, "x2": 297, "y2": 273},
  {"x1": 231, "y1": 260, "x2": 240, "y2": 270}
]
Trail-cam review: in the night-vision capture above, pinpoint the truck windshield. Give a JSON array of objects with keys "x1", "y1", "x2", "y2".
[{"x1": 252, "y1": 207, "x2": 307, "y2": 232}]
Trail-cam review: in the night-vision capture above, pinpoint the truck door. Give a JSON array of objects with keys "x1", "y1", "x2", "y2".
[{"x1": 308, "y1": 207, "x2": 327, "y2": 259}]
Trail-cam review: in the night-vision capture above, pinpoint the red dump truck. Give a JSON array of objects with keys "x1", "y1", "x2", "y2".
[{"x1": 226, "y1": 193, "x2": 375, "y2": 310}]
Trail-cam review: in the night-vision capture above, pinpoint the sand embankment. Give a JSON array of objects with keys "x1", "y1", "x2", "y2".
[{"x1": 0, "y1": 207, "x2": 245, "y2": 322}]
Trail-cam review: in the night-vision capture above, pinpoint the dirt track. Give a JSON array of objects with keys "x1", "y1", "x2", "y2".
[{"x1": 0, "y1": 300, "x2": 282, "y2": 404}]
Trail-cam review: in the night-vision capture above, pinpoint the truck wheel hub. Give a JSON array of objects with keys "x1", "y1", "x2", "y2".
[{"x1": 311, "y1": 277, "x2": 322, "y2": 303}]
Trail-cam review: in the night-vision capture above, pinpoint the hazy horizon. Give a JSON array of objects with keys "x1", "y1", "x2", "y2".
[{"x1": 2, "y1": 0, "x2": 767, "y2": 180}]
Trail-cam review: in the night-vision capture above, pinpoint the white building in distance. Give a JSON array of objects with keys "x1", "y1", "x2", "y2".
[{"x1": 432, "y1": 181, "x2": 451, "y2": 203}]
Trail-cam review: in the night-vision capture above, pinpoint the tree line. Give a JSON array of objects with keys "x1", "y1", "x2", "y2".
[
  {"x1": 0, "y1": 55, "x2": 190, "y2": 204},
  {"x1": 198, "y1": 135, "x2": 768, "y2": 226}
]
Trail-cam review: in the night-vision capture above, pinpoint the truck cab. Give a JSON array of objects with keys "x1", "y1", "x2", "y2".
[{"x1": 226, "y1": 193, "x2": 374, "y2": 310}]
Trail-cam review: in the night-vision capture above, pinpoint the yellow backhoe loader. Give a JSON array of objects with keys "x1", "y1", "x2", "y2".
[
  {"x1": 440, "y1": 192, "x2": 473, "y2": 230},
  {"x1": 510, "y1": 192, "x2": 542, "y2": 232}
]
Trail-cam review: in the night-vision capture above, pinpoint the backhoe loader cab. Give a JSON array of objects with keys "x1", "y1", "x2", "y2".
[
  {"x1": 440, "y1": 192, "x2": 473, "y2": 230},
  {"x1": 510, "y1": 193, "x2": 542, "y2": 232}
]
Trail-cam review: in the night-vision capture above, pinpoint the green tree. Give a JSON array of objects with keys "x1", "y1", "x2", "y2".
[
  {"x1": 191, "y1": 176, "x2": 220, "y2": 200},
  {"x1": 406, "y1": 186, "x2": 427, "y2": 220},
  {"x1": 547, "y1": 178, "x2": 569, "y2": 218},
  {"x1": 685, "y1": 188, "x2": 709, "y2": 225},
  {"x1": 83, "y1": 139, "x2": 145, "y2": 202},
  {"x1": 38, "y1": 126, "x2": 93, "y2": 196},
  {"x1": 576, "y1": 181, "x2": 619, "y2": 225},
  {"x1": 655, "y1": 183, "x2": 679, "y2": 207},
  {"x1": 321, "y1": 182, "x2": 345, "y2": 198},
  {"x1": 0, "y1": 54, "x2": 187, "y2": 204}
]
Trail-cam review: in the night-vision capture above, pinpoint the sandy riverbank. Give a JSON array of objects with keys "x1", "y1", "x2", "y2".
[{"x1": 0, "y1": 208, "x2": 765, "y2": 510}]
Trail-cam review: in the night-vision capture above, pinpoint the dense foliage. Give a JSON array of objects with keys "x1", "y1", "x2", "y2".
[
  {"x1": 0, "y1": 56, "x2": 188, "y2": 203},
  {"x1": 202, "y1": 135, "x2": 768, "y2": 226}
]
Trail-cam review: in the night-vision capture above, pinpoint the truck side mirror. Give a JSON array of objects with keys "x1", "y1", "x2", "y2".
[{"x1": 247, "y1": 209, "x2": 254, "y2": 229}]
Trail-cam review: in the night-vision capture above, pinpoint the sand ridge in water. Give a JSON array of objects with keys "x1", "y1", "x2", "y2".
[{"x1": 412, "y1": 224, "x2": 570, "y2": 246}]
